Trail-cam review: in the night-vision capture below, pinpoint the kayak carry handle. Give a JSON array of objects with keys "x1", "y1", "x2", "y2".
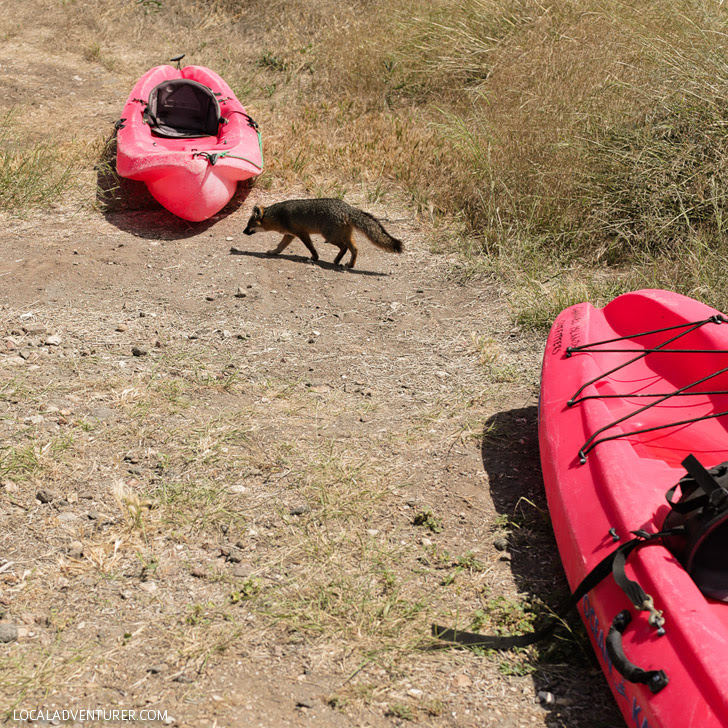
[
  {"x1": 170, "y1": 53, "x2": 185, "y2": 69},
  {"x1": 606, "y1": 610, "x2": 669, "y2": 694}
]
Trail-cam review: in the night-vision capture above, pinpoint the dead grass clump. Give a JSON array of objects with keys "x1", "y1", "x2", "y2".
[{"x1": 5, "y1": 0, "x2": 728, "y2": 307}]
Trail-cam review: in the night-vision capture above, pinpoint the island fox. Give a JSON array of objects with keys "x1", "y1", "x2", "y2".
[{"x1": 243, "y1": 198, "x2": 403, "y2": 269}]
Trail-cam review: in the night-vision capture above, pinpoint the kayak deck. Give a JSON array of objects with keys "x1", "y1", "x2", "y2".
[{"x1": 539, "y1": 289, "x2": 728, "y2": 727}]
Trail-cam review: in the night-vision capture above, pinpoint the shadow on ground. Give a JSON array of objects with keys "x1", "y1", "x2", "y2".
[
  {"x1": 229, "y1": 248, "x2": 391, "y2": 277},
  {"x1": 481, "y1": 406, "x2": 622, "y2": 727},
  {"x1": 94, "y1": 133, "x2": 252, "y2": 240}
]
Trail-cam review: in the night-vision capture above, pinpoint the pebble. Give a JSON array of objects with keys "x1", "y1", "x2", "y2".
[
  {"x1": 289, "y1": 505, "x2": 310, "y2": 516},
  {"x1": 131, "y1": 345, "x2": 148, "y2": 357},
  {"x1": 23, "y1": 325, "x2": 46, "y2": 335},
  {"x1": 222, "y1": 547, "x2": 243, "y2": 564},
  {"x1": 190, "y1": 567, "x2": 206, "y2": 579},
  {"x1": 36, "y1": 489, "x2": 54, "y2": 504},
  {"x1": 234, "y1": 287, "x2": 247, "y2": 298},
  {"x1": 231, "y1": 563, "x2": 253, "y2": 579},
  {"x1": 116, "y1": 324, "x2": 128, "y2": 332},
  {"x1": 0, "y1": 623, "x2": 18, "y2": 643},
  {"x1": 493, "y1": 536, "x2": 509, "y2": 551},
  {"x1": 45, "y1": 335, "x2": 62, "y2": 346},
  {"x1": 67, "y1": 541, "x2": 84, "y2": 559}
]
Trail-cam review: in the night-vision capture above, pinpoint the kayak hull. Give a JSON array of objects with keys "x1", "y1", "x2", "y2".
[
  {"x1": 116, "y1": 64, "x2": 263, "y2": 222},
  {"x1": 539, "y1": 289, "x2": 728, "y2": 727}
]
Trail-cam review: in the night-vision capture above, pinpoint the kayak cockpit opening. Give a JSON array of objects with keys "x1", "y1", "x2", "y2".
[{"x1": 144, "y1": 78, "x2": 221, "y2": 139}]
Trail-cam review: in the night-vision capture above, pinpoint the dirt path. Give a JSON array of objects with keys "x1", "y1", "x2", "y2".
[
  {"x1": 0, "y1": 10, "x2": 621, "y2": 725},
  {"x1": 0, "y1": 199, "x2": 621, "y2": 727}
]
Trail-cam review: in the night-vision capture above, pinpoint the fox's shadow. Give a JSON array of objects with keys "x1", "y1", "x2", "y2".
[{"x1": 229, "y1": 248, "x2": 390, "y2": 277}]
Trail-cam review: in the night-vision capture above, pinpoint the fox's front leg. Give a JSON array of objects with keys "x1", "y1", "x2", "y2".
[
  {"x1": 297, "y1": 232, "x2": 319, "y2": 261},
  {"x1": 267, "y1": 234, "x2": 294, "y2": 256}
]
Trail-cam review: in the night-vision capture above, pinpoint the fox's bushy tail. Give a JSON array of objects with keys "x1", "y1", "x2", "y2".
[{"x1": 351, "y1": 209, "x2": 403, "y2": 254}]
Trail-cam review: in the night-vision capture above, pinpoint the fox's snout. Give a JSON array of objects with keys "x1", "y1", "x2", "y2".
[{"x1": 243, "y1": 205, "x2": 265, "y2": 235}]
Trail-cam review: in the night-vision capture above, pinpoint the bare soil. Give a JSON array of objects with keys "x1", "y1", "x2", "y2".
[{"x1": 0, "y1": 19, "x2": 623, "y2": 728}]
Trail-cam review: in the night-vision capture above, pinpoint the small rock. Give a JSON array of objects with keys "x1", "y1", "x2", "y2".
[
  {"x1": 453, "y1": 673, "x2": 472, "y2": 689},
  {"x1": 223, "y1": 548, "x2": 243, "y2": 564},
  {"x1": 232, "y1": 563, "x2": 253, "y2": 579},
  {"x1": 289, "y1": 505, "x2": 310, "y2": 516},
  {"x1": 537, "y1": 690, "x2": 555, "y2": 705},
  {"x1": 0, "y1": 623, "x2": 18, "y2": 643},
  {"x1": 190, "y1": 567, "x2": 206, "y2": 579},
  {"x1": 205, "y1": 295, "x2": 215, "y2": 302},
  {"x1": 23, "y1": 325, "x2": 46, "y2": 336},
  {"x1": 234, "y1": 287, "x2": 247, "y2": 298},
  {"x1": 67, "y1": 541, "x2": 84, "y2": 559},
  {"x1": 116, "y1": 324, "x2": 128, "y2": 332},
  {"x1": 45, "y1": 335, "x2": 62, "y2": 346},
  {"x1": 131, "y1": 345, "x2": 148, "y2": 357},
  {"x1": 147, "y1": 664, "x2": 166, "y2": 674},
  {"x1": 36, "y1": 489, "x2": 54, "y2": 504},
  {"x1": 493, "y1": 536, "x2": 509, "y2": 552}
]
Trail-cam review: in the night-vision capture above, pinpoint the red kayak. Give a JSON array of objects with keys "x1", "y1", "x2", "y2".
[
  {"x1": 539, "y1": 289, "x2": 728, "y2": 727},
  {"x1": 116, "y1": 59, "x2": 263, "y2": 221}
]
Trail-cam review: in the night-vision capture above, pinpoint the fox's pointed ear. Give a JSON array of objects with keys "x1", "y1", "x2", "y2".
[{"x1": 252, "y1": 205, "x2": 264, "y2": 218}]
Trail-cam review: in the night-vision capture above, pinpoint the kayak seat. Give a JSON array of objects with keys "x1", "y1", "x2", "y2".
[{"x1": 144, "y1": 79, "x2": 221, "y2": 139}]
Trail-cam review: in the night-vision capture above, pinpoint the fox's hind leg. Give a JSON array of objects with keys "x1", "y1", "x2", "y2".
[
  {"x1": 329, "y1": 231, "x2": 357, "y2": 268},
  {"x1": 333, "y1": 244, "x2": 347, "y2": 266},
  {"x1": 267, "y1": 234, "x2": 294, "y2": 256},
  {"x1": 344, "y1": 233, "x2": 357, "y2": 269},
  {"x1": 297, "y1": 232, "x2": 319, "y2": 262}
]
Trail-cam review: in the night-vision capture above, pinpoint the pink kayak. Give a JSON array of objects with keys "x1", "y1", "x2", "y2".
[
  {"x1": 539, "y1": 289, "x2": 728, "y2": 727},
  {"x1": 116, "y1": 61, "x2": 263, "y2": 221}
]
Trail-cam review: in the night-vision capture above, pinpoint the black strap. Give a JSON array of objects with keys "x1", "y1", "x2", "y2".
[
  {"x1": 666, "y1": 455, "x2": 728, "y2": 515},
  {"x1": 432, "y1": 532, "x2": 659, "y2": 649}
]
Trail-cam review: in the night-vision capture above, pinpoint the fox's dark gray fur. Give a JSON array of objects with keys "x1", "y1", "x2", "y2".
[{"x1": 243, "y1": 198, "x2": 403, "y2": 268}]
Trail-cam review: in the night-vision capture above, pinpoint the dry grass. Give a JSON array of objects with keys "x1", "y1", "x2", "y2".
[{"x1": 3, "y1": 0, "x2": 728, "y2": 320}]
